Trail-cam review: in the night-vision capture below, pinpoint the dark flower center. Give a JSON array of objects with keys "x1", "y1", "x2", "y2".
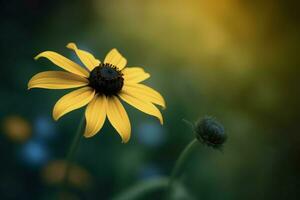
[{"x1": 88, "y1": 63, "x2": 124, "y2": 95}]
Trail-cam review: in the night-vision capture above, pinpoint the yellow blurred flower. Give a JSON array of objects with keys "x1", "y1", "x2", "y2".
[
  {"x1": 2, "y1": 115, "x2": 31, "y2": 142},
  {"x1": 28, "y1": 43, "x2": 165, "y2": 143},
  {"x1": 41, "y1": 160, "x2": 92, "y2": 190}
]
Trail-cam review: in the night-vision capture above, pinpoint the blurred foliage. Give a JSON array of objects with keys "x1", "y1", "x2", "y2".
[{"x1": 0, "y1": 0, "x2": 299, "y2": 199}]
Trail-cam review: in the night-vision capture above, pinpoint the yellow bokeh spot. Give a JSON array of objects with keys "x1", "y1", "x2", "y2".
[
  {"x1": 41, "y1": 160, "x2": 92, "y2": 190},
  {"x1": 2, "y1": 115, "x2": 32, "y2": 143}
]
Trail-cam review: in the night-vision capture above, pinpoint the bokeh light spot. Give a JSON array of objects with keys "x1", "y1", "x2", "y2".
[
  {"x1": 2, "y1": 115, "x2": 32, "y2": 143},
  {"x1": 19, "y1": 140, "x2": 50, "y2": 167},
  {"x1": 137, "y1": 121, "x2": 165, "y2": 147}
]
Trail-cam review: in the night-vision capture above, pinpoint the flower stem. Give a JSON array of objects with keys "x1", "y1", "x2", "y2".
[
  {"x1": 61, "y1": 115, "x2": 85, "y2": 192},
  {"x1": 111, "y1": 177, "x2": 169, "y2": 200},
  {"x1": 166, "y1": 138, "x2": 199, "y2": 199}
]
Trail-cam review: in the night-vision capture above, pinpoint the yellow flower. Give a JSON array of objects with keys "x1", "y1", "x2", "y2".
[{"x1": 28, "y1": 43, "x2": 165, "y2": 143}]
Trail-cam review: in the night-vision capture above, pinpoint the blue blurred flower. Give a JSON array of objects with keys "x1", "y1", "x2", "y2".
[
  {"x1": 137, "y1": 164, "x2": 163, "y2": 180},
  {"x1": 136, "y1": 121, "x2": 165, "y2": 147},
  {"x1": 34, "y1": 115, "x2": 56, "y2": 141},
  {"x1": 19, "y1": 140, "x2": 50, "y2": 167}
]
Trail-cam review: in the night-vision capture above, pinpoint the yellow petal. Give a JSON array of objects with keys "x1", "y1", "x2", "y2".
[
  {"x1": 122, "y1": 83, "x2": 166, "y2": 109},
  {"x1": 66, "y1": 42, "x2": 101, "y2": 71},
  {"x1": 119, "y1": 91, "x2": 163, "y2": 124},
  {"x1": 106, "y1": 96, "x2": 131, "y2": 143},
  {"x1": 28, "y1": 71, "x2": 89, "y2": 90},
  {"x1": 104, "y1": 48, "x2": 127, "y2": 70},
  {"x1": 53, "y1": 87, "x2": 95, "y2": 121},
  {"x1": 122, "y1": 67, "x2": 150, "y2": 83},
  {"x1": 84, "y1": 94, "x2": 107, "y2": 137},
  {"x1": 35, "y1": 51, "x2": 89, "y2": 77}
]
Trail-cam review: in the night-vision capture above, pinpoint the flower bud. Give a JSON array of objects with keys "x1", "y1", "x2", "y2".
[{"x1": 194, "y1": 116, "x2": 226, "y2": 149}]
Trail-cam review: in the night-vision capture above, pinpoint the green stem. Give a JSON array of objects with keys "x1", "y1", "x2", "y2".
[
  {"x1": 166, "y1": 138, "x2": 199, "y2": 199},
  {"x1": 111, "y1": 139, "x2": 199, "y2": 200},
  {"x1": 61, "y1": 115, "x2": 85, "y2": 192},
  {"x1": 111, "y1": 177, "x2": 169, "y2": 200}
]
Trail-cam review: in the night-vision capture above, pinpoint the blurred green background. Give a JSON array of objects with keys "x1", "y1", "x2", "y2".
[{"x1": 1, "y1": 0, "x2": 299, "y2": 199}]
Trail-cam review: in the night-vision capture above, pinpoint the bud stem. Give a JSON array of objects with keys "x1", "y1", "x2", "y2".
[{"x1": 166, "y1": 138, "x2": 199, "y2": 199}]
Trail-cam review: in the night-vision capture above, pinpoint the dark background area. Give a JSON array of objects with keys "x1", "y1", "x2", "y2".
[{"x1": 0, "y1": 0, "x2": 300, "y2": 199}]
